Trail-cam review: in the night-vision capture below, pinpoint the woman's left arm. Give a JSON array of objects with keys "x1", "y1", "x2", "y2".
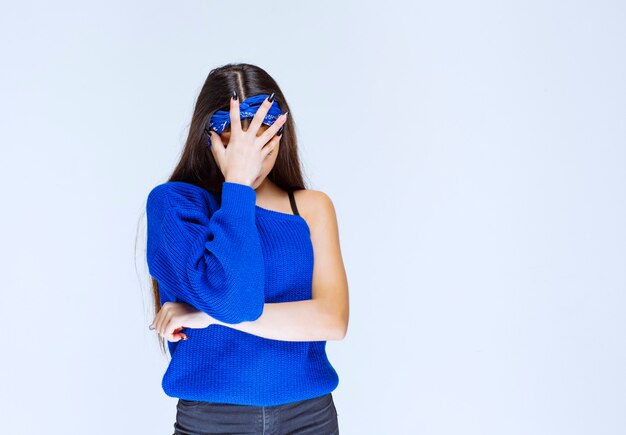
[
  {"x1": 153, "y1": 191, "x2": 350, "y2": 342},
  {"x1": 213, "y1": 190, "x2": 349, "y2": 341}
]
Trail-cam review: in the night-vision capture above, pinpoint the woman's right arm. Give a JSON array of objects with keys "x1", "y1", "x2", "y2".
[{"x1": 146, "y1": 181, "x2": 265, "y2": 324}]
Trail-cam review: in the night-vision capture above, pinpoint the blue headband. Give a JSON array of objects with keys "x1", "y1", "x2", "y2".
[{"x1": 206, "y1": 93, "x2": 283, "y2": 147}]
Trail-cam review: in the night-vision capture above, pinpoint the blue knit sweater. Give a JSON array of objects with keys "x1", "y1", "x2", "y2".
[{"x1": 146, "y1": 181, "x2": 339, "y2": 406}]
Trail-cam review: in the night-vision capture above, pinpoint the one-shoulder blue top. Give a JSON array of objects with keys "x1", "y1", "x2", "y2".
[{"x1": 146, "y1": 181, "x2": 339, "y2": 406}]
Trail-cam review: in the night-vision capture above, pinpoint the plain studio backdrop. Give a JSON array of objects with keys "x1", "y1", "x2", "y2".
[{"x1": 1, "y1": 1, "x2": 624, "y2": 434}]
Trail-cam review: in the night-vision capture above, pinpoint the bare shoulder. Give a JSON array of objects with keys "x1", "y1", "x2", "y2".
[{"x1": 293, "y1": 189, "x2": 338, "y2": 230}]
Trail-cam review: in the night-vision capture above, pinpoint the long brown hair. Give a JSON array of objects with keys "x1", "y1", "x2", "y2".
[{"x1": 142, "y1": 62, "x2": 308, "y2": 355}]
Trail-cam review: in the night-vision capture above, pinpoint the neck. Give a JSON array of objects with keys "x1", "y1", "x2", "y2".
[{"x1": 254, "y1": 178, "x2": 282, "y2": 204}]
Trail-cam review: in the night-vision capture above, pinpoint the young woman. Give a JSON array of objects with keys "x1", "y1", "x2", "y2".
[{"x1": 145, "y1": 63, "x2": 349, "y2": 434}]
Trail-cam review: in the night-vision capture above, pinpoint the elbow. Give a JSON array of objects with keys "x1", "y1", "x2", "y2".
[
  {"x1": 318, "y1": 298, "x2": 349, "y2": 341},
  {"x1": 328, "y1": 308, "x2": 349, "y2": 341},
  {"x1": 331, "y1": 319, "x2": 348, "y2": 340},
  {"x1": 336, "y1": 304, "x2": 349, "y2": 340}
]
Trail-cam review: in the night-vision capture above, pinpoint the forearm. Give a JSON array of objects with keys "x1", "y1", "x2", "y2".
[{"x1": 212, "y1": 298, "x2": 345, "y2": 342}]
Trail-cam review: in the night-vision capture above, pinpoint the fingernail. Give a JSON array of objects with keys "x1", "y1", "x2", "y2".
[
  {"x1": 268, "y1": 92, "x2": 275, "y2": 103},
  {"x1": 232, "y1": 90, "x2": 238, "y2": 100},
  {"x1": 148, "y1": 324, "x2": 155, "y2": 330},
  {"x1": 277, "y1": 126, "x2": 284, "y2": 136}
]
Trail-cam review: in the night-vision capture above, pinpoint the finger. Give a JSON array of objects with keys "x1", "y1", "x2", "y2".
[
  {"x1": 165, "y1": 327, "x2": 184, "y2": 342},
  {"x1": 229, "y1": 90, "x2": 241, "y2": 135},
  {"x1": 208, "y1": 130, "x2": 225, "y2": 160},
  {"x1": 159, "y1": 308, "x2": 174, "y2": 338},
  {"x1": 248, "y1": 93, "x2": 276, "y2": 137},
  {"x1": 154, "y1": 304, "x2": 167, "y2": 337},
  {"x1": 166, "y1": 322, "x2": 187, "y2": 342},
  {"x1": 167, "y1": 333, "x2": 187, "y2": 343},
  {"x1": 261, "y1": 136, "x2": 278, "y2": 159},
  {"x1": 257, "y1": 111, "x2": 288, "y2": 146},
  {"x1": 173, "y1": 327, "x2": 188, "y2": 341},
  {"x1": 156, "y1": 311, "x2": 165, "y2": 338}
]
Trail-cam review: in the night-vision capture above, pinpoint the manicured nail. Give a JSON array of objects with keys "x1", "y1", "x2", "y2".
[
  {"x1": 148, "y1": 324, "x2": 155, "y2": 330},
  {"x1": 277, "y1": 126, "x2": 284, "y2": 136},
  {"x1": 232, "y1": 90, "x2": 238, "y2": 100},
  {"x1": 268, "y1": 92, "x2": 275, "y2": 103}
]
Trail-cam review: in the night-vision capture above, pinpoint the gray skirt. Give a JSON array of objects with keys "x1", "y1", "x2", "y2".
[{"x1": 173, "y1": 393, "x2": 339, "y2": 435}]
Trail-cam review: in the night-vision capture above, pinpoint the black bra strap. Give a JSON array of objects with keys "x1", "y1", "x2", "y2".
[{"x1": 288, "y1": 190, "x2": 300, "y2": 216}]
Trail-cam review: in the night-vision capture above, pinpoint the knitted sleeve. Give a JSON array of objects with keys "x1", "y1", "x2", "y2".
[{"x1": 146, "y1": 181, "x2": 265, "y2": 324}]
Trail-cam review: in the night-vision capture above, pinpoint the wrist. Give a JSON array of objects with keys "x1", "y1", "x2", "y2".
[
  {"x1": 224, "y1": 174, "x2": 254, "y2": 187},
  {"x1": 184, "y1": 309, "x2": 218, "y2": 329}
]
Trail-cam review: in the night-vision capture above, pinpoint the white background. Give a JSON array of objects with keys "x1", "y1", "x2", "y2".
[{"x1": 1, "y1": 1, "x2": 624, "y2": 434}]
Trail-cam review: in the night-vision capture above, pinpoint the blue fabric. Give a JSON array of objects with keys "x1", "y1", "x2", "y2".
[
  {"x1": 206, "y1": 93, "x2": 283, "y2": 148},
  {"x1": 146, "y1": 181, "x2": 339, "y2": 406}
]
